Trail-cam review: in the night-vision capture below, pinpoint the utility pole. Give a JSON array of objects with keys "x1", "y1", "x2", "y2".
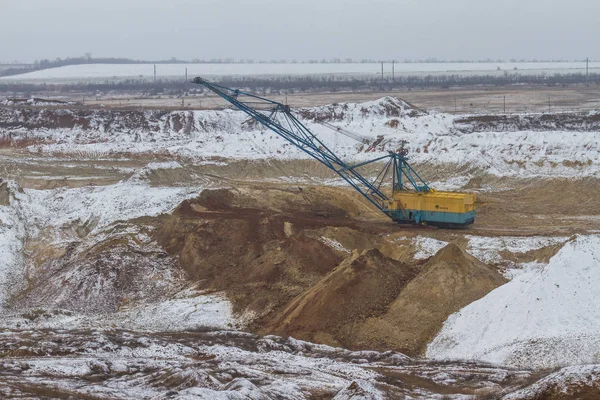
[
  {"x1": 548, "y1": 96, "x2": 551, "y2": 113},
  {"x1": 503, "y1": 95, "x2": 506, "y2": 113},
  {"x1": 454, "y1": 96, "x2": 457, "y2": 113},
  {"x1": 392, "y1": 60, "x2": 395, "y2": 82},
  {"x1": 185, "y1": 67, "x2": 188, "y2": 95},
  {"x1": 586, "y1": 57, "x2": 589, "y2": 83},
  {"x1": 381, "y1": 61, "x2": 384, "y2": 91},
  {"x1": 153, "y1": 64, "x2": 157, "y2": 84}
]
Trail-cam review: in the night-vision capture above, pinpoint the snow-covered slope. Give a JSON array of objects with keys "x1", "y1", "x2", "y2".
[
  {"x1": 427, "y1": 235, "x2": 600, "y2": 368},
  {"x1": 502, "y1": 364, "x2": 600, "y2": 399},
  {"x1": 20, "y1": 176, "x2": 200, "y2": 238},
  {"x1": 2, "y1": 100, "x2": 600, "y2": 177},
  {"x1": 0, "y1": 182, "x2": 26, "y2": 310},
  {"x1": 0, "y1": 172, "x2": 222, "y2": 326},
  {"x1": 0, "y1": 328, "x2": 544, "y2": 399}
]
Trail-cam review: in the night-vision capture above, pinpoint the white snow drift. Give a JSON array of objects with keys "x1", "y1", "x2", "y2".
[{"x1": 428, "y1": 235, "x2": 600, "y2": 369}]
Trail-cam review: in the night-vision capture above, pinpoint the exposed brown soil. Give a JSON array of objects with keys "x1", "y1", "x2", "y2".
[
  {"x1": 154, "y1": 187, "x2": 383, "y2": 321},
  {"x1": 264, "y1": 249, "x2": 421, "y2": 348},
  {"x1": 0, "y1": 179, "x2": 9, "y2": 205},
  {"x1": 352, "y1": 244, "x2": 506, "y2": 356}
]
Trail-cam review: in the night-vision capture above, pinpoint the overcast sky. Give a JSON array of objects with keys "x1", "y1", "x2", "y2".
[{"x1": 1, "y1": 0, "x2": 598, "y2": 63}]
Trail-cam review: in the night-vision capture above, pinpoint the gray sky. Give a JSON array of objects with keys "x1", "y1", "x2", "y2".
[{"x1": 1, "y1": 0, "x2": 598, "y2": 63}]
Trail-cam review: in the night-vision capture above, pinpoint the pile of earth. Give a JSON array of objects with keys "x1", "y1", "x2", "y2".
[
  {"x1": 266, "y1": 243, "x2": 505, "y2": 355},
  {"x1": 154, "y1": 187, "x2": 506, "y2": 356}
]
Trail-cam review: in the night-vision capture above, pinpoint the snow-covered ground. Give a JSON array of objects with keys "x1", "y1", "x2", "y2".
[
  {"x1": 413, "y1": 237, "x2": 448, "y2": 260},
  {"x1": 0, "y1": 328, "x2": 541, "y2": 399},
  {"x1": 0, "y1": 291, "x2": 237, "y2": 332},
  {"x1": 502, "y1": 364, "x2": 600, "y2": 399},
  {"x1": 3, "y1": 98, "x2": 600, "y2": 178},
  {"x1": 0, "y1": 183, "x2": 26, "y2": 309},
  {"x1": 428, "y1": 235, "x2": 600, "y2": 369},
  {"x1": 21, "y1": 180, "x2": 198, "y2": 239},
  {"x1": 0, "y1": 170, "x2": 212, "y2": 321},
  {"x1": 1, "y1": 61, "x2": 597, "y2": 83},
  {"x1": 465, "y1": 235, "x2": 569, "y2": 265}
]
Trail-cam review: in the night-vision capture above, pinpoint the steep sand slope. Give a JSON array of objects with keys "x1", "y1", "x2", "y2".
[
  {"x1": 265, "y1": 249, "x2": 419, "y2": 347},
  {"x1": 266, "y1": 243, "x2": 506, "y2": 355},
  {"x1": 354, "y1": 244, "x2": 506, "y2": 356}
]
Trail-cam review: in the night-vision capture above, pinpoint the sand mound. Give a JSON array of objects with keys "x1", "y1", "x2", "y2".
[
  {"x1": 155, "y1": 196, "x2": 353, "y2": 321},
  {"x1": 265, "y1": 249, "x2": 418, "y2": 347},
  {"x1": 353, "y1": 243, "x2": 506, "y2": 356}
]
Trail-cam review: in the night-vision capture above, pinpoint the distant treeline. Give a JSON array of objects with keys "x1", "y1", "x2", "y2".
[
  {"x1": 1, "y1": 72, "x2": 598, "y2": 97},
  {"x1": 217, "y1": 72, "x2": 600, "y2": 92}
]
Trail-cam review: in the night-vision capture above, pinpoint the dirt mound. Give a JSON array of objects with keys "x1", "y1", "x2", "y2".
[
  {"x1": 196, "y1": 188, "x2": 236, "y2": 210},
  {"x1": 196, "y1": 185, "x2": 386, "y2": 222},
  {"x1": 155, "y1": 197, "x2": 354, "y2": 320},
  {"x1": 264, "y1": 249, "x2": 419, "y2": 347},
  {"x1": 352, "y1": 243, "x2": 507, "y2": 356},
  {"x1": 153, "y1": 186, "x2": 404, "y2": 329},
  {"x1": 155, "y1": 188, "x2": 506, "y2": 355},
  {"x1": 308, "y1": 226, "x2": 414, "y2": 263}
]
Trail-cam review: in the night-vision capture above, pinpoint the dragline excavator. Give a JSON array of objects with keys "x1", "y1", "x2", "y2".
[{"x1": 192, "y1": 77, "x2": 476, "y2": 228}]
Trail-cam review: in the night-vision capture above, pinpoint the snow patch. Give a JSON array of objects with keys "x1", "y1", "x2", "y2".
[
  {"x1": 145, "y1": 161, "x2": 182, "y2": 170},
  {"x1": 413, "y1": 236, "x2": 448, "y2": 260},
  {"x1": 17, "y1": 178, "x2": 200, "y2": 239},
  {"x1": 466, "y1": 235, "x2": 568, "y2": 264},
  {"x1": 320, "y1": 236, "x2": 351, "y2": 253},
  {"x1": 0, "y1": 292, "x2": 237, "y2": 332},
  {"x1": 502, "y1": 364, "x2": 600, "y2": 399},
  {"x1": 117, "y1": 293, "x2": 236, "y2": 331}
]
